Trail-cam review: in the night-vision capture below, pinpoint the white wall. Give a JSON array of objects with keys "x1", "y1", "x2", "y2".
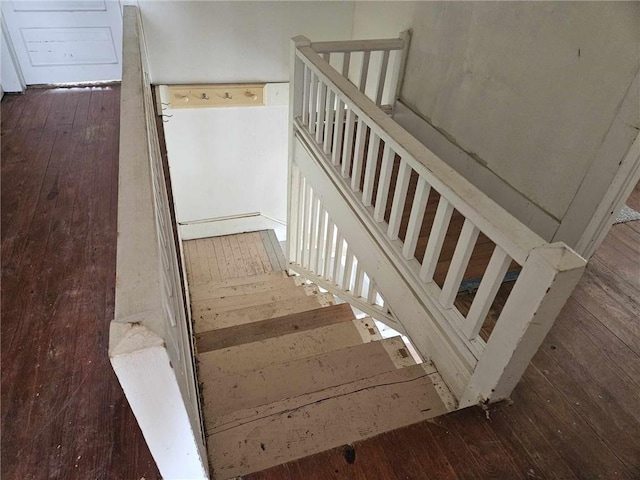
[
  {"x1": 139, "y1": 1, "x2": 355, "y2": 84},
  {"x1": 160, "y1": 100, "x2": 289, "y2": 236},
  {"x1": 141, "y1": 1, "x2": 355, "y2": 240},
  {"x1": 351, "y1": 1, "x2": 416, "y2": 39},
  {"x1": 400, "y1": 2, "x2": 639, "y2": 223}
]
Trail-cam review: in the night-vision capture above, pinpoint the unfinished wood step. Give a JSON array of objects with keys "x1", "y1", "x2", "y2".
[
  {"x1": 192, "y1": 284, "x2": 318, "y2": 317},
  {"x1": 207, "y1": 363, "x2": 450, "y2": 479},
  {"x1": 190, "y1": 271, "x2": 289, "y2": 291},
  {"x1": 197, "y1": 320, "x2": 374, "y2": 377},
  {"x1": 201, "y1": 337, "x2": 411, "y2": 421},
  {"x1": 194, "y1": 293, "x2": 334, "y2": 333},
  {"x1": 195, "y1": 303, "x2": 355, "y2": 352},
  {"x1": 190, "y1": 275, "x2": 303, "y2": 302}
]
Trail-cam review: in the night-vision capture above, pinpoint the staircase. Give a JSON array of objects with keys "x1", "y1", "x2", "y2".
[{"x1": 184, "y1": 231, "x2": 455, "y2": 479}]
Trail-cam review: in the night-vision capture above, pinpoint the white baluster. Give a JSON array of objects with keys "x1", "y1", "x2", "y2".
[
  {"x1": 367, "y1": 280, "x2": 378, "y2": 305},
  {"x1": 295, "y1": 176, "x2": 306, "y2": 265},
  {"x1": 373, "y1": 144, "x2": 395, "y2": 222},
  {"x1": 333, "y1": 232, "x2": 344, "y2": 285},
  {"x1": 323, "y1": 89, "x2": 335, "y2": 155},
  {"x1": 301, "y1": 182, "x2": 313, "y2": 268},
  {"x1": 331, "y1": 99, "x2": 344, "y2": 166},
  {"x1": 387, "y1": 159, "x2": 411, "y2": 241},
  {"x1": 315, "y1": 207, "x2": 327, "y2": 274},
  {"x1": 359, "y1": 51, "x2": 371, "y2": 93},
  {"x1": 308, "y1": 72, "x2": 317, "y2": 135},
  {"x1": 362, "y1": 133, "x2": 380, "y2": 206},
  {"x1": 419, "y1": 197, "x2": 454, "y2": 282},
  {"x1": 341, "y1": 109, "x2": 356, "y2": 178},
  {"x1": 351, "y1": 118, "x2": 367, "y2": 192},
  {"x1": 375, "y1": 50, "x2": 390, "y2": 106},
  {"x1": 323, "y1": 218, "x2": 335, "y2": 280},
  {"x1": 302, "y1": 65, "x2": 310, "y2": 126},
  {"x1": 462, "y1": 246, "x2": 511, "y2": 340},
  {"x1": 308, "y1": 194, "x2": 319, "y2": 271},
  {"x1": 315, "y1": 81, "x2": 326, "y2": 144},
  {"x1": 330, "y1": 53, "x2": 350, "y2": 166},
  {"x1": 403, "y1": 176, "x2": 431, "y2": 260},
  {"x1": 440, "y1": 219, "x2": 480, "y2": 308},
  {"x1": 354, "y1": 262, "x2": 365, "y2": 298},
  {"x1": 288, "y1": 164, "x2": 301, "y2": 263},
  {"x1": 342, "y1": 247, "x2": 354, "y2": 291}
]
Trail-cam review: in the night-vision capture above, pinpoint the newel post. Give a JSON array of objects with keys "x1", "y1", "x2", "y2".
[
  {"x1": 459, "y1": 243, "x2": 586, "y2": 408},
  {"x1": 287, "y1": 36, "x2": 311, "y2": 265}
]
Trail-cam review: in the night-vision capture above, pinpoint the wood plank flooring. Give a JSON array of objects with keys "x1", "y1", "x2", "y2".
[
  {"x1": 1, "y1": 88, "x2": 159, "y2": 479},
  {"x1": 3, "y1": 86, "x2": 639, "y2": 480},
  {"x1": 248, "y1": 183, "x2": 640, "y2": 480}
]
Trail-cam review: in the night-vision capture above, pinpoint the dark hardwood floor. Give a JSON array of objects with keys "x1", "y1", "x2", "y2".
[
  {"x1": 1, "y1": 87, "x2": 159, "y2": 479},
  {"x1": 248, "y1": 184, "x2": 640, "y2": 479},
  {"x1": 2, "y1": 87, "x2": 639, "y2": 480}
]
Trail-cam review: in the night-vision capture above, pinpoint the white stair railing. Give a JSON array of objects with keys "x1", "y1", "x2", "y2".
[
  {"x1": 289, "y1": 163, "x2": 401, "y2": 331},
  {"x1": 288, "y1": 35, "x2": 586, "y2": 407}
]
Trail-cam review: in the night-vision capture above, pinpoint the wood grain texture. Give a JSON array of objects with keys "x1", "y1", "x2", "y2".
[
  {"x1": 200, "y1": 337, "x2": 407, "y2": 421},
  {"x1": 209, "y1": 365, "x2": 447, "y2": 479},
  {"x1": 1, "y1": 87, "x2": 160, "y2": 479},
  {"x1": 247, "y1": 218, "x2": 640, "y2": 480},
  {"x1": 195, "y1": 303, "x2": 356, "y2": 353}
]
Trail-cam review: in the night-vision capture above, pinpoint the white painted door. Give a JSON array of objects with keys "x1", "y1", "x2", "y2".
[{"x1": 1, "y1": 1, "x2": 122, "y2": 84}]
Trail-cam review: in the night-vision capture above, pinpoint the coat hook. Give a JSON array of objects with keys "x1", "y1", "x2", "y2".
[
  {"x1": 202, "y1": 93, "x2": 210, "y2": 100},
  {"x1": 161, "y1": 113, "x2": 173, "y2": 123}
]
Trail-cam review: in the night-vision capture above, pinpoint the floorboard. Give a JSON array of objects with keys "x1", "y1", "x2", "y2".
[
  {"x1": 1, "y1": 87, "x2": 159, "y2": 480},
  {"x1": 4, "y1": 88, "x2": 638, "y2": 480}
]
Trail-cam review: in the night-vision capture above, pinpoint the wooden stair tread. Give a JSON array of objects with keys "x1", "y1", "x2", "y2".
[
  {"x1": 207, "y1": 363, "x2": 449, "y2": 479},
  {"x1": 193, "y1": 293, "x2": 334, "y2": 333},
  {"x1": 195, "y1": 303, "x2": 354, "y2": 348},
  {"x1": 196, "y1": 320, "x2": 373, "y2": 377},
  {"x1": 192, "y1": 284, "x2": 318, "y2": 316},
  {"x1": 201, "y1": 336, "x2": 412, "y2": 420},
  {"x1": 190, "y1": 271, "x2": 288, "y2": 290},
  {"x1": 189, "y1": 275, "x2": 303, "y2": 302}
]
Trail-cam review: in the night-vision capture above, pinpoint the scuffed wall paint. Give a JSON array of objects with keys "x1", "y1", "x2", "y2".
[{"x1": 401, "y1": 2, "x2": 639, "y2": 220}]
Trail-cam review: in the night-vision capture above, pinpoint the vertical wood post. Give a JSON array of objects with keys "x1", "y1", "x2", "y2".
[
  {"x1": 287, "y1": 36, "x2": 311, "y2": 266},
  {"x1": 460, "y1": 243, "x2": 585, "y2": 407}
]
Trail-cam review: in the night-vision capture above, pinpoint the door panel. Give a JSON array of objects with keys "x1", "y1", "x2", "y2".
[{"x1": 1, "y1": 0, "x2": 122, "y2": 84}]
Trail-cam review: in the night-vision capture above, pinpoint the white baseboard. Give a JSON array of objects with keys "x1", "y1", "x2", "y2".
[
  {"x1": 393, "y1": 102, "x2": 559, "y2": 241},
  {"x1": 179, "y1": 214, "x2": 286, "y2": 241}
]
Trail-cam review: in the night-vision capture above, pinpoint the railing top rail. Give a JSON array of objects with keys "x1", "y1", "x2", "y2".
[
  {"x1": 310, "y1": 38, "x2": 405, "y2": 54},
  {"x1": 295, "y1": 40, "x2": 551, "y2": 265}
]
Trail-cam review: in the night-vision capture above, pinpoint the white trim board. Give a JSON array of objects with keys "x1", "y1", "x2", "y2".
[
  {"x1": 392, "y1": 102, "x2": 560, "y2": 241},
  {"x1": 179, "y1": 214, "x2": 286, "y2": 241},
  {"x1": 553, "y1": 70, "x2": 640, "y2": 259}
]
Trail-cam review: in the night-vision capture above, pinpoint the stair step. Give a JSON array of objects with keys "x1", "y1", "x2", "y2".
[
  {"x1": 197, "y1": 319, "x2": 374, "y2": 377},
  {"x1": 190, "y1": 271, "x2": 289, "y2": 291},
  {"x1": 195, "y1": 302, "x2": 352, "y2": 347},
  {"x1": 192, "y1": 284, "x2": 318, "y2": 317},
  {"x1": 190, "y1": 275, "x2": 303, "y2": 302},
  {"x1": 201, "y1": 336, "x2": 411, "y2": 421},
  {"x1": 207, "y1": 363, "x2": 449, "y2": 479},
  {"x1": 194, "y1": 293, "x2": 334, "y2": 333}
]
